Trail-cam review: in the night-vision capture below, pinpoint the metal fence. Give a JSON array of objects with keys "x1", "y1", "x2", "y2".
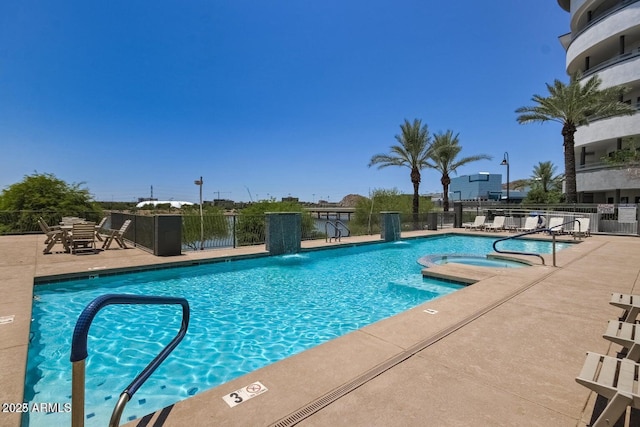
[
  {"x1": 4, "y1": 204, "x2": 637, "y2": 255},
  {"x1": 457, "y1": 202, "x2": 640, "y2": 236}
]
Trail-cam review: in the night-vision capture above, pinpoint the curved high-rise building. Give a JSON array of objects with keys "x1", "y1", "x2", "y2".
[{"x1": 557, "y1": 0, "x2": 640, "y2": 203}]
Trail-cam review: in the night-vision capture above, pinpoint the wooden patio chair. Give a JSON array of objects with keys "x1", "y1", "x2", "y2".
[
  {"x1": 38, "y1": 218, "x2": 67, "y2": 254},
  {"x1": 70, "y1": 222, "x2": 97, "y2": 254},
  {"x1": 94, "y1": 216, "x2": 108, "y2": 241},
  {"x1": 101, "y1": 219, "x2": 132, "y2": 250}
]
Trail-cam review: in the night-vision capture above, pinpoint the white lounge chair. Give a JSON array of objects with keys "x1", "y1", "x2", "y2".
[
  {"x1": 576, "y1": 352, "x2": 640, "y2": 427},
  {"x1": 572, "y1": 217, "x2": 590, "y2": 239},
  {"x1": 610, "y1": 292, "x2": 640, "y2": 323},
  {"x1": 547, "y1": 217, "x2": 565, "y2": 235},
  {"x1": 603, "y1": 320, "x2": 640, "y2": 362},
  {"x1": 463, "y1": 215, "x2": 486, "y2": 230},
  {"x1": 484, "y1": 216, "x2": 505, "y2": 232},
  {"x1": 516, "y1": 216, "x2": 538, "y2": 232}
]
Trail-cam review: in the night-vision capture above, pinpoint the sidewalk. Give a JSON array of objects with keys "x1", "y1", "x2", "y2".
[{"x1": 1, "y1": 231, "x2": 639, "y2": 426}]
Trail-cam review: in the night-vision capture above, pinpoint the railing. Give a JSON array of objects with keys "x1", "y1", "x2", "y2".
[
  {"x1": 492, "y1": 219, "x2": 583, "y2": 267},
  {"x1": 70, "y1": 294, "x2": 190, "y2": 427},
  {"x1": 325, "y1": 221, "x2": 342, "y2": 242},
  {"x1": 582, "y1": 48, "x2": 640, "y2": 79},
  {"x1": 458, "y1": 204, "x2": 639, "y2": 236},
  {"x1": 571, "y1": 0, "x2": 640, "y2": 41},
  {"x1": 335, "y1": 220, "x2": 350, "y2": 237},
  {"x1": 492, "y1": 229, "x2": 549, "y2": 265}
]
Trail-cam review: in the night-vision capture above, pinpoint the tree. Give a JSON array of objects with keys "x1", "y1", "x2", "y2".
[
  {"x1": 351, "y1": 188, "x2": 434, "y2": 235},
  {"x1": 516, "y1": 73, "x2": 636, "y2": 203},
  {"x1": 0, "y1": 173, "x2": 102, "y2": 233},
  {"x1": 523, "y1": 161, "x2": 564, "y2": 204},
  {"x1": 530, "y1": 161, "x2": 563, "y2": 193},
  {"x1": 235, "y1": 200, "x2": 318, "y2": 246},
  {"x1": 181, "y1": 205, "x2": 230, "y2": 250},
  {"x1": 601, "y1": 137, "x2": 640, "y2": 180},
  {"x1": 369, "y1": 119, "x2": 432, "y2": 229},
  {"x1": 425, "y1": 130, "x2": 492, "y2": 211}
]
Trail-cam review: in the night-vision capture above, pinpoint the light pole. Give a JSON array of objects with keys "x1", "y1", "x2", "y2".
[
  {"x1": 500, "y1": 152, "x2": 510, "y2": 203},
  {"x1": 194, "y1": 176, "x2": 204, "y2": 250}
]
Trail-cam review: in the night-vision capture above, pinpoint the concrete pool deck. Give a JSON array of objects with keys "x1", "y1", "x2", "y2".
[{"x1": 1, "y1": 230, "x2": 640, "y2": 426}]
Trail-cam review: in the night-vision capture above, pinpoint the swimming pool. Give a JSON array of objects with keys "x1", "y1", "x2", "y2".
[{"x1": 24, "y1": 235, "x2": 571, "y2": 426}]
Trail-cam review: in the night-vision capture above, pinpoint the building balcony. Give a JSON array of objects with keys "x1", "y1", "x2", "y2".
[
  {"x1": 575, "y1": 112, "x2": 640, "y2": 147},
  {"x1": 566, "y1": 1, "x2": 640, "y2": 73},
  {"x1": 568, "y1": 0, "x2": 639, "y2": 37},
  {"x1": 577, "y1": 162, "x2": 640, "y2": 191}
]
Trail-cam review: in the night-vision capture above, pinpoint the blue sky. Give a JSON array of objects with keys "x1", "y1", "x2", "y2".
[{"x1": 1, "y1": 1, "x2": 570, "y2": 203}]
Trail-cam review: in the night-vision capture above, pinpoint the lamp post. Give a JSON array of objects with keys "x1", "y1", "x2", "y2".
[
  {"x1": 500, "y1": 152, "x2": 510, "y2": 203},
  {"x1": 194, "y1": 176, "x2": 204, "y2": 250}
]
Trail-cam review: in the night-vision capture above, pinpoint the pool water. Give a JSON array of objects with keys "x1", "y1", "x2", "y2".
[{"x1": 24, "y1": 235, "x2": 571, "y2": 426}]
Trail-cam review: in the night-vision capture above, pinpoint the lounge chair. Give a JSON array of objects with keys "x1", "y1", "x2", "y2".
[
  {"x1": 610, "y1": 292, "x2": 640, "y2": 323},
  {"x1": 575, "y1": 352, "x2": 640, "y2": 427},
  {"x1": 101, "y1": 219, "x2": 132, "y2": 250},
  {"x1": 516, "y1": 216, "x2": 538, "y2": 232},
  {"x1": 572, "y1": 217, "x2": 591, "y2": 239},
  {"x1": 94, "y1": 216, "x2": 108, "y2": 241},
  {"x1": 547, "y1": 217, "x2": 565, "y2": 235},
  {"x1": 70, "y1": 222, "x2": 97, "y2": 254},
  {"x1": 484, "y1": 216, "x2": 505, "y2": 232},
  {"x1": 463, "y1": 215, "x2": 486, "y2": 230},
  {"x1": 38, "y1": 218, "x2": 67, "y2": 254},
  {"x1": 603, "y1": 320, "x2": 640, "y2": 362}
]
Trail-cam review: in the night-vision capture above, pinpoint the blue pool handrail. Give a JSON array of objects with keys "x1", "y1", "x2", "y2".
[{"x1": 70, "y1": 294, "x2": 190, "y2": 427}]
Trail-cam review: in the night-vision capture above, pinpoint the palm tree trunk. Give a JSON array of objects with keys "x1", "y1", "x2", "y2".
[
  {"x1": 411, "y1": 168, "x2": 421, "y2": 230},
  {"x1": 562, "y1": 123, "x2": 577, "y2": 203},
  {"x1": 441, "y1": 174, "x2": 451, "y2": 212}
]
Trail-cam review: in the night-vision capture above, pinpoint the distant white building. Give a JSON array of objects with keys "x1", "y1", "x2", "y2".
[
  {"x1": 135, "y1": 201, "x2": 194, "y2": 209},
  {"x1": 556, "y1": 0, "x2": 640, "y2": 203}
]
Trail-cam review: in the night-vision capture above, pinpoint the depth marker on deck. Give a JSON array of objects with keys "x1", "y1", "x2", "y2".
[
  {"x1": 423, "y1": 309, "x2": 438, "y2": 315},
  {"x1": 0, "y1": 315, "x2": 15, "y2": 324},
  {"x1": 223, "y1": 381, "x2": 268, "y2": 407}
]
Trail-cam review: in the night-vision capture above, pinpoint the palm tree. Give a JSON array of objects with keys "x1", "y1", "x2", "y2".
[
  {"x1": 369, "y1": 119, "x2": 432, "y2": 228},
  {"x1": 530, "y1": 161, "x2": 563, "y2": 193},
  {"x1": 515, "y1": 73, "x2": 636, "y2": 203},
  {"x1": 425, "y1": 130, "x2": 492, "y2": 211}
]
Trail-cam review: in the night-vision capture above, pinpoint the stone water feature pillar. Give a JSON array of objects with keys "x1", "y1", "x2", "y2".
[
  {"x1": 380, "y1": 211, "x2": 401, "y2": 241},
  {"x1": 265, "y1": 212, "x2": 301, "y2": 255},
  {"x1": 454, "y1": 202, "x2": 463, "y2": 228}
]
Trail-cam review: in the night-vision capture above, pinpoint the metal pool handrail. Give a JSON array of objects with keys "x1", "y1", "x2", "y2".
[
  {"x1": 335, "y1": 220, "x2": 351, "y2": 237},
  {"x1": 492, "y1": 228, "x2": 550, "y2": 265},
  {"x1": 493, "y1": 219, "x2": 581, "y2": 267},
  {"x1": 70, "y1": 294, "x2": 190, "y2": 427},
  {"x1": 325, "y1": 221, "x2": 342, "y2": 242}
]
